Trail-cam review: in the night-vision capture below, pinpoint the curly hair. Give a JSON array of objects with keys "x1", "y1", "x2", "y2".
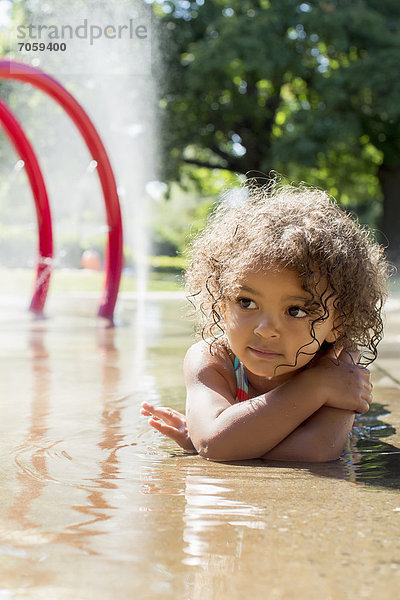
[{"x1": 185, "y1": 178, "x2": 389, "y2": 366}]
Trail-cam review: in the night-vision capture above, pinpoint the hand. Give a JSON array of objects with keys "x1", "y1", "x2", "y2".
[
  {"x1": 309, "y1": 347, "x2": 372, "y2": 414},
  {"x1": 140, "y1": 402, "x2": 196, "y2": 452}
]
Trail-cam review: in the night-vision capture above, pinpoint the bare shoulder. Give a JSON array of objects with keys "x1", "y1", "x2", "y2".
[
  {"x1": 184, "y1": 341, "x2": 238, "y2": 449},
  {"x1": 184, "y1": 340, "x2": 236, "y2": 400}
]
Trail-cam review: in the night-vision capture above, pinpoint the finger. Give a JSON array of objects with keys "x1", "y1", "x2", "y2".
[
  {"x1": 361, "y1": 379, "x2": 373, "y2": 397},
  {"x1": 141, "y1": 403, "x2": 179, "y2": 424},
  {"x1": 359, "y1": 368, "x2": 371, "y2": 380},
  {"x1": 148, "y1": 418, "x2": 174, "y2": 434},
  {"x1": 141, "y1": 404, "x2": 159, "y2": 417},
  {"x1": 360, "y1": 389, "x2": 372, "y2": 405},
  {"x1": 356, "y1": 400, "x2": 371, "y2": 414},
  {"x1": 148, "y1": 418, "x2": 188, "y2": 445},
  {"x1": 152, "y1": 407, "x2": 186, "y2": 427},
  {"x1": 361, "y1": 388, "x2": 373, "y2": 403}
]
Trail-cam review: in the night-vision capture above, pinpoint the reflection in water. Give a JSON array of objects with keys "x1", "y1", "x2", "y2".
[
  {"x1": 182, "y1": 473, "x2": 265, "y2": 567},
  {"x1": 181, "y1": 472, "x2": 262, "y2": 598},
  {"x1": 341, "y1": 401, "x2": 400, "y2": 489},
  {"x1": 0, "y1": 298, "x2": 399, "y2": 599},
  {"x1": 10, "y1": 327, "x2": 50, "y2": 506},
  {"x1": 357, "y1": 401, "x2": 397, "y2": 440},
  {"x1": 349, "y1": 438, "x2": 400, "y2": 489},
  {"x1": 4, "y1": 326, "x2": 55, "y2": 589},
  {"x1": 66, "y1": 328, "x2": 124, "y2": 555},
  {"x1": 5, "y1": 321, "x2": 147, "y2": 564},
  {"x1": 298, "y1": 397, "x2": 400, "y2": 489},
  {"x1": 183, "y1": 474, "x2": 241, "y2": 600}
]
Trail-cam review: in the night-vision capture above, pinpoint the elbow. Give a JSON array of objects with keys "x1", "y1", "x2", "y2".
[
  {"x1": 195, "y1": 435, "x2": 250, "y2": 462},
  {"x1": 310, "y1": 444, "x2": 343, "y2": 463},
  {"x1": 285, "y1": 441, "x2": 344, "y2": 463},
  {"x1": 196, "y1": 439, "x2": 228, "y2": 462},
  {"x1": 191, "y1": 424, "x2": 231, "y2": 461},
  {"x1": 299, "y1": 432, "x2": 347, "y2": 463}
]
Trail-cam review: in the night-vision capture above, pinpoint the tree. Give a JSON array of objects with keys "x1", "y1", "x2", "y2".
[{"x1": 154, "y1": 0, "x2": 400, "y2": 261}]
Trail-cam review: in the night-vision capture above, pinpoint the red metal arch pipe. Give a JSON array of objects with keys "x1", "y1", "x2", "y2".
[
  {"x1": 0, "y1": 98, "x2": 53, "y2": 315},
  {"x1": 0, "y1": 60, "x2": 123, "y2": 322}
]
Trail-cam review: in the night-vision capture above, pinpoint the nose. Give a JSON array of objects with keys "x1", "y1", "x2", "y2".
[{"x1": 254, "y1": 313, "x2": 280, "y2": 338}]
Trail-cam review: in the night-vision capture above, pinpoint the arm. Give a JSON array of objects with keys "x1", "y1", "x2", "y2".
[
  {"x1": 142, "y1": 398, "x2": 359, "y2": 461},
  {"x1": 185, "y1": 343, "x2": 371, "y2": 462},
  {"x1": 141, "y1": 403, "x2": 356, "y2": 461},
  {"x1": 261, "y1": 350, "x2": 370, "y2": 462},
  {"x1": 260, "y1": 407, "x2": 355, "y2": 462}
]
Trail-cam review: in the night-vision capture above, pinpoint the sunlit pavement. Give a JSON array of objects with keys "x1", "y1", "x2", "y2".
[
  {"x1": 0, "y1": 293, "x2": 399, "y2": 600},
  {"x1": 376, "y1": 296, "x2": 400, "y2": 385}
]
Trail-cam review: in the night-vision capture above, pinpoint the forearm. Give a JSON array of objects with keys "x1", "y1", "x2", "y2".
[
  {"x1": 189, "y1": 370, "x2": 326, "y2": 461},
  {"x1": 261, "y1": 407, "x2": 355, "y2": 462}
]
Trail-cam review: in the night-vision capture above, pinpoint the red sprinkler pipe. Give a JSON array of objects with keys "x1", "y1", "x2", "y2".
[
  {"x1": 0, "y1": 98, "x2": 53, "y2": 315},
  {"x1": 0, "y1": 60, "x2": 123, "y2": 322}
]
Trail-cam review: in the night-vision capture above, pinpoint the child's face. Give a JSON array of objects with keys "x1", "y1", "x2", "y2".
[{"x1": 223, "y1": 267, "x2": 337, "y2": 382}]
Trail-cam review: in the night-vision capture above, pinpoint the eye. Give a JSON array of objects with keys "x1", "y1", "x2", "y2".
[
  {"x1": 288, "y1": 306, "x2": 308, "y2": 318},
  {"x1": 237, "y1": 297, "x2": 257, "y2": 310}
]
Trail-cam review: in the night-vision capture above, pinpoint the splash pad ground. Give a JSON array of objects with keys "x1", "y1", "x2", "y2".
[{"x1": 0, "y1": 290, "x2": 399, "y2": 600}]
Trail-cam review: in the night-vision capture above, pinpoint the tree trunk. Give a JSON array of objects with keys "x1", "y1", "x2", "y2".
[{"x1": 378, "y1": 164, "x2": 400, "y2": 266}]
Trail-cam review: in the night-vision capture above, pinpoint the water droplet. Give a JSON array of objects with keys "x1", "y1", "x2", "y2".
[
  {"x1": 87, "y1": 160, "x2": 98, "y2": 172},
  {"x1": 14, "y1": 159, "x2": 25, "y2": 171}
]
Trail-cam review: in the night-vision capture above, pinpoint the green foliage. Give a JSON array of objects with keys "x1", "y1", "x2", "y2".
[
  {"x1": 156, "y1": 0, "x2": 400, "y2": 170},
  {"x1": 150, "y1": 166, "x2": 240, "y2": 255},
  {"x1": 2, "y1": 1, "x2": 400, "y2": 260},
  {"x1": 153, "y1": 0, "x2": 400, "y2": 253},
  {"x1": 149, "y1": 254, "x2": 187, "y2": 272}
]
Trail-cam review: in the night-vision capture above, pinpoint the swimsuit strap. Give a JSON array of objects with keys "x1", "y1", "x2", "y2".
[{"x1": 234, "y1": 356, "x2": 249, "y2": 402}]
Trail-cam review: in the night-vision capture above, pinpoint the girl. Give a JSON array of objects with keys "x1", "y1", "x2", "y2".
[{"x1": 141, "y1": 179, "x2": 389, "y2": 462}]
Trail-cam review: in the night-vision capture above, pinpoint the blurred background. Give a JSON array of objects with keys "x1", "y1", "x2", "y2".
[{"x1": 0, "y1": 0, "x2": 399, "y2": 300}]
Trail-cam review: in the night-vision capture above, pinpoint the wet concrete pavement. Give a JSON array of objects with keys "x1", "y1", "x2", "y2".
[{"x1": 0, "y1": 293, "x2": 398, "y2": 599}]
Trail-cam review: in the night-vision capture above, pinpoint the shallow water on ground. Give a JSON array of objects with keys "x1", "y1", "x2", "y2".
[{"x1": 0, "y1": 294, "x2": 399, "y2": 599}]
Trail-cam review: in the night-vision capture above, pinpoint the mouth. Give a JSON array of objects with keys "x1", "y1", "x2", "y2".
[{"x1": 248, "y1": 346, "x2": 283, "y2": 360}]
